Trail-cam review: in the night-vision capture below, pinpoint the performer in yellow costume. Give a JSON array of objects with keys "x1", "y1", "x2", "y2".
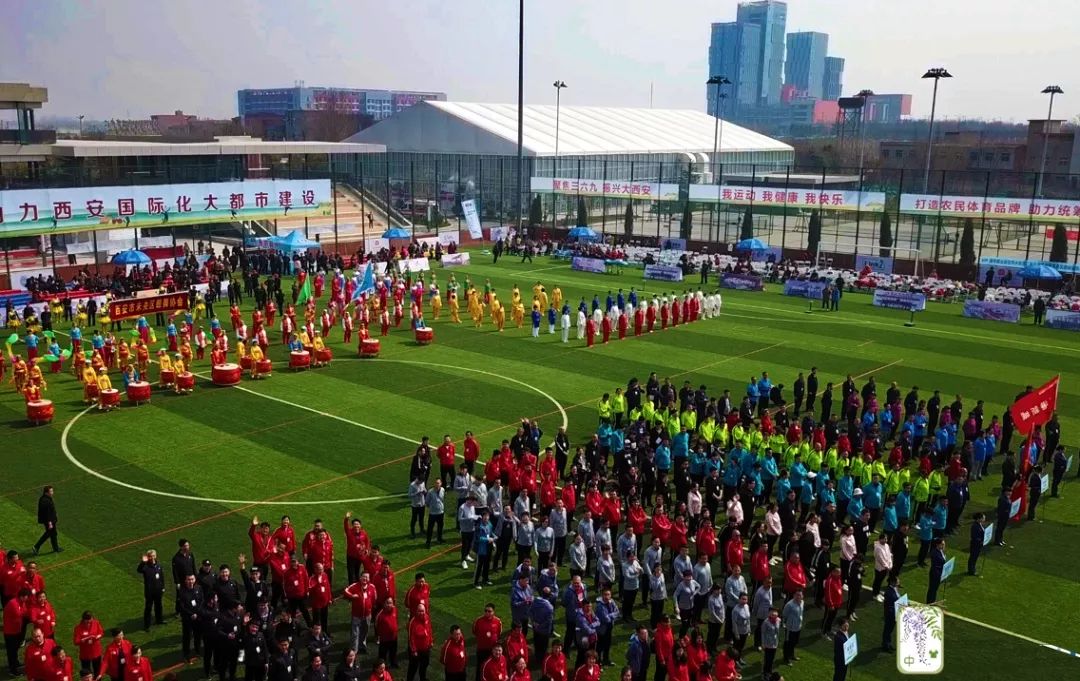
[
  {"x1": 158, "y1": 350, "x2": 175, "y2": 388},
  {"x1": 448, "y1": 288, "x2": 460, "y2": 323},
  {"x1": 173, "y1": 353, "x2": 191, "y2": 394},
  {"x1": 491, "y1": 294, "x2": 506, "y2": 332},
  {"x1": 96, "y1": 367, "x2": 114, "y2": 411},
  {"x1": 312, "y1": 333, "x2": 329, "y2": 367},
  {"x1": 552, "y1": 286, "x2": 563, "y2": 311},
  {"x1": 512, "y1": 298, "x2": 525, "y2": 328},
  {"x1": 28, "y1": 361, "x2": 46, "y2": 392},
  {"x1": 249, "y1": 342, "x2": 268, "y2": 379},
  {"x1": 81, "y1": 362, "x2": 98, "y2": 404},
  {"x1": 430, "y1": 283, "x2": 442, "y2": 320}
]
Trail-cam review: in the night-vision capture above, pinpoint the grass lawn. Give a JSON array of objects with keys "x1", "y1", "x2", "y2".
[{"x1": 2, "y1": 250, "x2": 1078, "y2": 681}]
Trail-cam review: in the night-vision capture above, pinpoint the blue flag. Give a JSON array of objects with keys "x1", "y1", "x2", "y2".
[{"x1": 352, "y1": 263, "x2": 376, "y2": 300}]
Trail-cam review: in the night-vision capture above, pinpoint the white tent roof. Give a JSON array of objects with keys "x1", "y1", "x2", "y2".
[{"x1": 346, "y1": 101, "x2": 792, "y2": 158}]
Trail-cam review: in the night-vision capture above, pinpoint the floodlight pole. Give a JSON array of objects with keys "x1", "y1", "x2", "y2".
[
  {"x1": 515, "y1": 0, "x2": 525, "y2": 237},
  {"x1": 922, "y1": 67, "x2": 952, "y2": 193},
  {"x1": 1036, "y1": 85, "x2": 1063, "y2": 197}
]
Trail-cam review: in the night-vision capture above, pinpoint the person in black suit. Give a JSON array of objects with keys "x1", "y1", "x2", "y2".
[
  {"x1": 832, "y1": 617, "x2": 851, "y2": 681},
  {"x1": 967, "y1": 513, "x2": 986, "y2": 576},
  {"x1": 882, "y1": 576, "x2": 900, "y2": 652},
  {"x1": 925, "y1": 538, "x2": 946, "y2": 604},
  {"x1": 137, "y1": 550, "x2": 166, "y2": 630},
  {"x1": 805, "y1": 368, "x2": 819, "y2": 415},
  {"x1": 32, "y1": 486, "x2": 61, "y2": 555}
]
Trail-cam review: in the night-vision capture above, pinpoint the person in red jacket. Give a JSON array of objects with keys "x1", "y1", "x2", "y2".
[
  {"x1": 749, "y1": 545, "x2": 770, "y2": 593},
  {"x1": 370, "y1": 659, "x2": 393, "y2": 681},
  {"x1": 541, "y1": 638, "x2": 567, "y2": 681},
  {"x1": 24, "y1": 627, "x2": 55, "y2": 681},
  {"x1": 22, "y1": 562, "x2": 45, "y2": 597},
  {"x1": 100, "y1": 628, "x2": 131, "y2": 681},
  {"x1": 3, "y1": 588, "x2": 28, "y2": 675},
  {"x1": 27, "y1": 592, "x2": 56, "y2": 640},
  {"x1": 283, "y1": 556, "x2": 312, "y2": 626},
  {"x1": 723, "y1": 530, "x2": 743, "y2": 569},
  {"x1": 480, "y1": 644, "x2": 507, "y2": 681},
  {"x1": 574, "y1": 650, "x2": 601, "y2": 681},
  {"x1": 472, "y1": 603, "x2": 502, "y2": 675},
  {"x1": 404, "y1": 574, "x2": 431, "y2": 619},
  {"x1": 302, "y1": 524, "x2": 335, "y2": 585},
  {"x1": 272, "y1": 516, "x2": 297, "y2": 555},
  {"x1": 307, "y1": 563, "x2": 333, "y2": 630},
  {"x1": 508, "y1": 655, "x2": 530, "y2": 681},
  {"x1": 406, "y1": 603, "x2": 434, "y2": 681},
  {"x1": 667, "y1": 516, "x2": 689, "y2": 555},
  {"x1": 267, "y1": 543, "x2": 291, "y2": 610},
  {"x1": 439, "y1": 624, "x2": 467, "y2": 681},
  {"x1": 462, "y1": 433, "x2": 481, "y2": 475},
  {"x1": 584, "y1": 318, "x2": 595, "y2": 347},
  {"x1": 374, "y1": 561, "x2": 397, "y2": 606},
  {"x1": 602, "y1": 492, "x2": 622, "y2": 535},
  {"x1": 616, "y1": 312, "x2": 628, "y2": 340},
  {"x1": 343, "y1": 512, "x2": 371, "y2": 586},
  {"x1": 782, "y1": 555, "x2": 807, "y2": 598},
  {"x1": 437, "y1": 435, "x2": 458, "y2": 488},
  {"x1": 122, "y1": 646, "x2": 150, "y2": 681},
  {"x1": 504, "y1": 622, "x2": 528, "y2": 667},
  {"x1": 626, "y1": 500, "x2": 647, "y2": 547},
  {"x1": 343, "y1": 573, "x2": 379, "y2": 654},
  {"x1": 711, "y1": 647, "x2": 739, "y2": 681},
  {"x1": 248, "y1": 517, "x2": 274, "y2": 572},
  {"x1": 650, "y1": 506, "x2": 671, "y2": 547},
  {"x1": 72, "y1": 611, "x2": 104, "y2": 678},
  {"x1": 695, "y1": 522, "x2": 717, "y2": 560},
  {"x1": 375, "y1": 599, "x2": 399, "y2": 668},
  {"x1": 51, "y1": 646, "x2": 74, "y2": 681},
  {"x1": 652, "y1": 616, "x2": 674, "y2": 681},
  {"x1": 821, "y1": 567, "x2": 844, "y2": 638}
]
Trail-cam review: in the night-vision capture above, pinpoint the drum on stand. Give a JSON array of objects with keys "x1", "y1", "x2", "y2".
[
  {"x1": 176, "y1": 372, "x2": 196, "y2": 392},
  {"x1": 359, "y1": 338, "x2": 381, "y2": 357},
  {"x1": 27, "y1": 400, "x2": 54, "y2": 425},
  {"x1": 289, "y1": 351, "x2": 311, "y2": 370},
  {"x1": 127, "y1": 381, "x2": 152, "y2": 405},
  {"x1": 414, "y1": 327, "x2": 434, "y2": 345},
  {"x1": 211, "y1": 363, "x2": 243, "y2": 386},
  {"x1": 100, "y1": 388, "x2": 121, "y2": 408}
]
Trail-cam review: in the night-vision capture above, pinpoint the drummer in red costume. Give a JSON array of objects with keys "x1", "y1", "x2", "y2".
[
  {"x1": 601, "y1": 315, "x2": 611, "y2": 344},
  {"x1": 617, "y1": 311, "x2": 628, "y2": 340},
  {"x1": 265, "y1": 299, "x2": 276, "y2": 329},
  {"x1": 342, "y1": 308, "x2": 354, "y2": 344},
  {"x1": 585, "y1": 317, "x2": 595, "y2": 347},
  {"x1": 230, "y1": 304, "x2": 242, "y2": 331}
]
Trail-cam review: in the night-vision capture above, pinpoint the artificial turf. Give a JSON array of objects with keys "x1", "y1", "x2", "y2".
[{"x1": 1, "y1": 251, "x2": 1078, "y2": 681}]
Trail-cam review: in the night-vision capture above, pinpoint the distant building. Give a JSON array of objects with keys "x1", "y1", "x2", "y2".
[
  {"x1": 237, "y1": 86, "x2": 446, "y2": 140},
  {"x1": 823, "y1": 57, "x2": 845, "y2": 101},
  {"x1": 736, "y1": 0, "x2": 787, "y2": 106},
  {"x1": 707, "y1": 21, "x2": 762, "y2": 113},
  {"x1": 784, "y1": 31, "x2": 828, "y2": 100},
  {"x1": 865, "y1": 94, "x2": 912, "y2": 125}
]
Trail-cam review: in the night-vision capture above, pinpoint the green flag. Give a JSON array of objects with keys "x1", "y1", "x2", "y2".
[{"x1": 297, "y1": 275, "x2": 313, "y2": 306}]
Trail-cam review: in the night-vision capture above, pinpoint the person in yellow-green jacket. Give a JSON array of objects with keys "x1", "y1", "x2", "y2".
[
  {"x1": 699, "y1": 414, "x2": 716, "y2": 445},
  {"x1": 927, "y1": 466, "x2": 947, "y2": 507},
  {"x1": 870, "y1": 458, "x2": 888, "y2": 483},
  {"x1": 824, "y1": 446, "x2": 840, "y2": 474},
  {"x1": 598, "y1": 392, "x2": 613, "y2": 426},
  {"x1": 642, "y1": 398, "x2": 658, "y2": 425},
  {"x1": 612, "y1": 387, "x2": 627, "y2": 428},
  {"x1": 768, "y1": 432, "x2": 788, "y2": 458},
  {"x1": 747, "y1": 424, "x2": 765, "y2": 454},
  {"x1": 850, "y1": 455, "x2": 868, "y2": 487},
  {"x1": 713, "y1": 420, "x2": 730, "y2": 450},
  {"x1": 681, "y1": 405, "x2": 698, "y2": 432},
  {"x1": 805, "y1": 443, "x2": 824, "y2": 473},
  {"x1": 731, "y1": 422, "x2": 748, "y2": 450},
  {"x1": 912, "y1": 470, "x2": 931, "y2": 519}
]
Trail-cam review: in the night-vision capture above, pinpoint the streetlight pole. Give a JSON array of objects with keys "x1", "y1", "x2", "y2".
[
  {"x1": 515, "y1": 0, "x2": 525, "y2": 236},
  {"x1": 553, "y1": 80, "x2": 567, "y2": 231},
  {"x1": 921, "y1": 67, "x2": 952, "y2": 192},
  {"x1": 706, "y1": 76, "x2": 731, "y2": 183},
  {"x1": 78, "y1": 115, "x2": 84, "y2": 137},
  {"x1": 856, "y1": 89, "x2": 874, "y2": 170},
  {"x1": 1036, "y1": 85, "x2": 1063, "y2": 197}
]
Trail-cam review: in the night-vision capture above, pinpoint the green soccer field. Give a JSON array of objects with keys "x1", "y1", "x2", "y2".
[{"x1": 2, "y1": 251, "x2": 1079, "y2": 681}]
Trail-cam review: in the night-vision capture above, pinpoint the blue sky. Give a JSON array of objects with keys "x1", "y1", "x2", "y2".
[{"x1": 2, "y1": 0, "x2": 1075, "y2": 122}]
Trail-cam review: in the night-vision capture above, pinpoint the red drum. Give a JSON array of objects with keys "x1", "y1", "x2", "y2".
[
  {"x1": 414, "y1": 327, "x2": 434, "y2": 345},
  {"x1": 290, "y1": 351, "x2": 311, "y2": 370},
  {"x1": 315, "y1": 347, "x2": 333, "y2": 363},
  {"x1": 100, "y1": 388, "x2": 121, "y2": 408},
  {"x1": 240, "y1": 356, "x2": 254, "y2": 370},
  {"x1": 211, "y1": 363, "x2": 242, "y2": 386},
  {"x1": 360, "y1": 338, "x2": 381, "y2": 357},
  {"x1": 84, "y1": 382, "x2": 100, "y2": 398},
  {"x1": 176, "y1": 372, "x2": 195, "y2": 391},
  {"x1": 127, "y1": 381, "x2": 152, "y2": 404},
  {"x1": 160, "y1": 369, "x2": 176, "y2": 385},
  {"x1": 27, "y1": 400, "x2": 54, "y2": 425},
  {"x1": 256, "y1": 358, "x2": 273, "y2": 375}
]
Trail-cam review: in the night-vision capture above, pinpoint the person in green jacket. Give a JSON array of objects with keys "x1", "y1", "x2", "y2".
[
  {"x1": 598, "y1": 393, "x2": 613, "y2": 426},
  {"x1": 612, "y1": 388, "x2": 627, "y2": 428}
]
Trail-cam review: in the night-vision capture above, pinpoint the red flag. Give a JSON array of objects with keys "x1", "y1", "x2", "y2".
[{"x1": 1009, "y1": 376, "x2": 1060, "y2": 436}]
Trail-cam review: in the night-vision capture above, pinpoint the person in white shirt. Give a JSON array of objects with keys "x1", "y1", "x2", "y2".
[
  {"x1": 687, "y1": 485, "x2": 703, "y2": 531},
  {"x1": 839, "y1": 525, "x2": 857, "y2": 589},
  {"x1": 560, "y1": 309, "x2": 571, "y2": 343},
  {"x1": 765, "y1": 504, "x2": 783, "y2": 562},
  {"x1": 871, "y1": 534, "x2": 893, "y2": 601},
  {"x1": 576, "y1": 309, "x2": 587, "y2": 340}
]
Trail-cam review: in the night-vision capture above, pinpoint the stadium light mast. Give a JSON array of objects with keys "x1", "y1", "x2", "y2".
[
  {"x1": 707, "y1": 75, "x2": 731, "y2": 182},
  {"x1": 515, "y1": 0, "x2": 525, "y2": 236},
  {"x1": 856, "y1": 89, "x2": 875, "y2": 170},
  {"x1": 553, "y1": 81, "x2": 567, "y2": 164},
  {"x1": 1036, "y1": 85, "x2": 1064, "y2": 197},
  {"x1": 921, "y1": 67, "x2": 953, "y2": 192}
]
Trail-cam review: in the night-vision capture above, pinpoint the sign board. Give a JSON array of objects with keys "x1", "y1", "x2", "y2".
[
  {"x1": 1045, "y1": 309, "x2": 1080, "y2": 331},
  {"x1": 437, "y1": 231, "x2": 459, "y2": 247},
  {"x1": 660, "y1": 237, "x2": 686, "y2": 251},
  {"x1": 440, "y1": 253, "x2": 471, "y2": 268},
  {"x1": 901, "y1": 192, "x2": 1080, "y2": 223},
  {"x1": 855, "y1": 254, "x2": 894, "y2": 274},
  {"x1": 783, "y1": 279, "x2": 828, "y2": 299},
  {"x1": 689, "y1": 184, "x2": 886, "y2": 212},
  {"x1": 897, "y1": 604, "x2": 945, "y2": 675},
  {"x1": 461, "y1": 199, "x2": 483, "y2": 239},
  {"x1": 0, "y1": 179, "x2": 332, "y2": 238},
  {"x1": 940, "y1": 557, "x2": 955, "y2": 581},
  {"x1": 873, "y1": 289, "x2": 927, "y2": 311},
  {"x1": 530, "y1": 177, "x2": 679, "y2": 201},
  {"x1": 108, "y1": 292, "x2": 189, "y2": 322},
  {"x1": 719, "y1": 272, "x2": 764, "y2": 291},
  {"x1": 1009, "y1": 498, "x2": 1022, "y2": 520},
  {"x1": 843, "y1": 633, "x2": 859, "y2": 665},
  {"x1": 643, "y1": 264, "x2": 684, "y2": 282},
  {"x1": 397, "y1": 257, "x2": 430, "y2": 273},
  {"x1": 489, "y1": 226, "x2": 515, "y2": 242},
  {"x1": 1040, "y1": 474, "x2": 1050, "y2": 493},
  {"x1": 962, "y1": 300, "x2": 1021, "y2": 323},
  {"x1": 982, "y1": 523, "x2": 994, "y2": 546},
  {"x1": 893, "y1": 593, "x2": 909, "y2": 618},
  {"x1": 571, "y1": 256, "x2": 607, "y2": 275}
]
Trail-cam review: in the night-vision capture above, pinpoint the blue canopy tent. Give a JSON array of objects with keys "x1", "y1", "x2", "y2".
[
  {"x1": 735, "y1": 238, "x2": 769, "y2": 252},
  {"x1": 111, "y1": 249, "x2": 151, "y2": 265},
  {"x1": 382, "y1": 227, "x2": 412, "y2": 239},
  {"x1": 567, "y1": 226, "x2": 600, "y2": 241},
  {"x1": 1017, "y1": 263, "x2": 1062, "y2": 280},
  {"x1": 264, "y1": 229, "x2": 321, "y2": 253}
]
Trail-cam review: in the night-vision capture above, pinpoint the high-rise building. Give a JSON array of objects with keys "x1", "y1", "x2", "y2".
[
  {"x1": 736, "y1": 0, "x2": 787, "y2": 106},
  {"x1": 784, "y1": 31, "x2": 828, "y2": 99},
  {"x1": 823, "y1": 57, "x2": 845, "y2": 101},
  {"x1": 707, "y1": 21, "x2": 762, "y2": 114}
]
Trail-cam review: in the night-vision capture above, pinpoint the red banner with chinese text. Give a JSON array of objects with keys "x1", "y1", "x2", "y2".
[
  {"x1": 108, "y1": 292, "x2": 188, "y2": 321},
  {"x1": 1009, "y1": 376, "x2": 1060, "y2": 436}
]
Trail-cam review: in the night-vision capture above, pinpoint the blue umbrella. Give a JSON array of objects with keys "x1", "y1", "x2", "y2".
[
  {"x1": 567, "y1": 226, "x2": 599, "y2": 240},
  {"x1": 111, "y1": 249, "x2": 151, "y2": 265},
  {"x1": 382, "y1": 227, "x2": 412, "y2": 239},
  {"x1": 735, "y1": 238, "x2": 769, "y2": 252},
  {"x1": 1018, "y1": 263, "x2": 1062, "y2": 280}
]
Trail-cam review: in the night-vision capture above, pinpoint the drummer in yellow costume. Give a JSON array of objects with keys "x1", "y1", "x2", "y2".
[
  {"x1": 312, "y1": 333, "x2": 329, "y2": 367},
  {"x1": 551, "y1": 286, "x2": 563, "y2": 311},
  {"x1": 81, "y1": 362, "x2": 98, "y2": 403},
  {"x1": 22, "y1": 381, "x2": 42, "y2": 404},
  {"x1": 299, "y1": 328, "x2": 313, "y2": 352},
  {"x1": 11, "y1": 356, "x2": 28, "y2": 392},
  {"x1": 448, "y1": 287, "x2": 460, "y2": 323},
  {"x1": 512, "y1": 297, "x2": 525, "y2": 328},
  {"x1": 28, "y1": 360, "x2": 47, "y2": 392},
  {"x1": 249, "y1": 341, "x2": 268, "y2": 380},
  {"x1": 173, "y1": 353, "x2": 191, "y2": 394},
  {"x1": 429, "y1": 282, "x2": 442, "y2": 320},
  {"x1": 236, "y1": 338, "x2": 248, "y2": 364},
  {"x1": 157, "y1": 349, "x2": 175, "y2": 387},
  {"x1": 511, "y1": 285, "x2": 522, "y2": 308},
  {"x1": 96, "y1": 367, "x2": 115, "y2": 411}
]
